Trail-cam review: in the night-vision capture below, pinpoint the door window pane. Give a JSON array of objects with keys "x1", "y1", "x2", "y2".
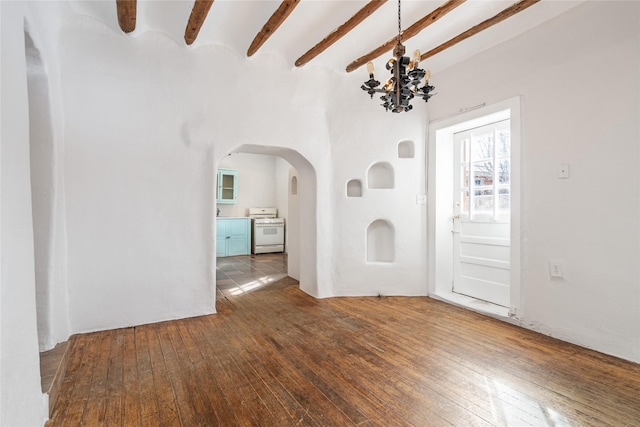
[
  {"x1": 455, "y1": 119, "x2": 510, "y2": 221},
  {"x1": 473, "y1": 161, "x2": 493, "y2": 186},
  {"x1": 498, "y1": 187, "x2": 510, "y2": 211},
  {"x1": 474, "y1": 193, "x2": 494, "y2": 212},
  {"x1": 460, "y1": 189, "x2": 469, "y2": 214},
  {"x1": 498, "y1": 159, "x2": 510, "y2": 184},
  {"x1": 471, "y1": 134, "x2": 493, "y2": 162},
  {"x1": 460, "y1": 164, "x2": 469, "y2": 188},
  {"x1": 497, "y1": 129, "x2": 510, "y2": 158}
]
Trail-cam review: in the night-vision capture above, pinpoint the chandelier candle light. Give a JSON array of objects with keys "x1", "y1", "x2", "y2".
[{"x1": 361, "y1": 0, "x2": 436, "y2": 112}]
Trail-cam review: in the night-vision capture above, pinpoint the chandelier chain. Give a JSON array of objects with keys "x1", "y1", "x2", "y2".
[{"x1": 397, "y1": 0, "x2": 402, "y2": 44}]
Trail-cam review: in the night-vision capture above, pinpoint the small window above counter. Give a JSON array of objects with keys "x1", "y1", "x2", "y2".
[{"x1": 216, "y1": 168, "x2": 238, "y2": 204}]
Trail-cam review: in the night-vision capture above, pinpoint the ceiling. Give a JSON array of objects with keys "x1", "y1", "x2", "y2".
[{"x1": 66, "y1": 0, "x2": 584, "y2": 75}]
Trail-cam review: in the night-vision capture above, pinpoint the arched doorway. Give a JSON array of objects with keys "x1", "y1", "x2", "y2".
[{"x1": 214, "y1": 144, "x2": 318, "y2": 299}]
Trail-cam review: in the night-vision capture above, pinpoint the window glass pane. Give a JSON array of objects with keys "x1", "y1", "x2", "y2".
[
  {"x1": 460, "y1": 164, "x2": 469, "y2": 188},
  {"x1": 497, "y1": 129, "x2": 510, "y2": 158},
  {"x1": 498, "y1": 159, "x2": 510, "y2": 184},
  {"x1": 222, "y1": 174, "x2": 234, "y2": 187},
  {"x1": 472, "y1": 161, "x2": 493, "y2": 186},
  {"x1": 474, "y1": 192, "x2": 494, "y2": 212},
  {"x1": 460, "y1": 189, "x2": 469, "y2": 214},
  {"x1": 471, "y1": 133, "x2": 493, "y2": 162},
  {"x1": 498, "y1": 186, "x2": 510, "y2": 211}
]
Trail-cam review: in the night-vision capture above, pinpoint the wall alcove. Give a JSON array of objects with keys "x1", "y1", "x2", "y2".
[
  {"x1": 367, "y1": 162, "x2": 394, "y2": 189},
  {"x1": 290, "y1": 175, "x2": 298, "y2": 196},
  {"x1": 346, "y1": 179, "x2": 362, "y2": 197},
  {"x1": 398, "y1": 140, "x2": 415, "y2": 158},
  {"x1": 366, "y1": 219, "x2": 395, "y2": 263}
]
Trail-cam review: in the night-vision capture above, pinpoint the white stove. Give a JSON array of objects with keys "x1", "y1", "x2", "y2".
[{"x1": 248, "y1": 208, "x2": 285, "y2": 254}]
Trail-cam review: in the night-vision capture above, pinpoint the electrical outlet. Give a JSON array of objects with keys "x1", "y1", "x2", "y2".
[
  {"x1": 549, "y1": 261, "x2": 564, "y2": 278},
  {"x1": 416, "y1": 194, "x2": 427, "y2": 205}
]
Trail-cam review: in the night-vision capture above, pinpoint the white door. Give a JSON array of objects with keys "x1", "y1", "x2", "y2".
[{"x1": 452, "y1": 119, "x2": 511, "y2": 306}]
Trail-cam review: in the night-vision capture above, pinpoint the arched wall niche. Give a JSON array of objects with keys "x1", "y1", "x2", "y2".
[
  {"x1": 367, "y1": 162, "x2": 394, "y2": 189},
  {"x1": 346, "y1": 179, "x2": 362, "y2": 197},
  {"x1": 366, "y1": 219, "x2": 395, "y2": 263},
  {"x1": 290, "y1": 175, "x2": 298, "y2": 196},
  {"x1": 398, "y1": 140, "x2": 415, "y2": 158}
]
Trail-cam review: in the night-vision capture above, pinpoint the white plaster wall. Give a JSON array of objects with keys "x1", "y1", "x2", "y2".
[
  {"x1": 21, "y1": 2, "x2": 71, "y2": 353},
  {"x1": 275, "y1": 157, "x2": 291, "y2": 227},
  {"x1": 57, "y1": 13, "x2": 337, "y2": 330},
  {"x1": 427, "y1": 1, "x2": 640, "y2": 362},
  {"x1": 325, "y1": 71, "x2": 429, "y2": 296},
  {"x1": 25, "y1": 28, "x2": 73, "y2": 352},
  {"x1": 59, "y1": 24, "x2": 219, "y2": 333},
  {"x1": 287, "y1": 167, "x2": 300, "y2": 280},
  {"x1": 0, "y1": 3, "x2": 50, "y2": 425},
  {"x1": 26, "y1": 38, "x2": 55, "y2": 352}
]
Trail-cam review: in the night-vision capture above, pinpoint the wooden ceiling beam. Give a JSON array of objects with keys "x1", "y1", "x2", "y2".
[
  {"x1": 247, "y1": 0, "x2": 300, "y2": 57},
  {"x1": 185, "y1": 0, "x2": 215, "y2": 45},
  {"x1": 420, "y1": 0, "x2": 541, "y2": 61},
  {"x1": 346, "y1": 0, "x2": 466, "y2": 73},
  {"x1": 295, "y1": 0, "x2": 388, "y2": 68},
  {"x1": 116, "y1": 0, "x2": 137, "y2": 33}
]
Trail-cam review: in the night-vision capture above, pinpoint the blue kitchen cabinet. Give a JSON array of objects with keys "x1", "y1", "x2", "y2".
[
  {"x1": 216, "y1": 168, "x2": 238, "y2": 204},
  {"x1": 216, "y1": 217, "x2": 251, "y2": 257}
]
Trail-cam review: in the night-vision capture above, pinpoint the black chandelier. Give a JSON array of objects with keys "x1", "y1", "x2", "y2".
[{"x1": 361, "y1": 0, "x2": 436, "y2": 113}]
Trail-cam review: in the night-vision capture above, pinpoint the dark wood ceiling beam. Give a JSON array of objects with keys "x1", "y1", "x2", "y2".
[
  {"x1": 185, "y1": 0, "x2": 215, "y2": 45},
  {"x1": 247, "y1": 0, "x2": 300, "y2": 57},
  {"x1": 420, "y1": 0, "x2": 541, "y2": 61},
  {"x1": 346, "y1": 0, "x2": 466, "y2": 73},
  {"x1": 116, "y1": 0, "x2": 137, "y2": 33},
  {"x1": 295, "y1": 0, "x2": 388, "y2": 68}
]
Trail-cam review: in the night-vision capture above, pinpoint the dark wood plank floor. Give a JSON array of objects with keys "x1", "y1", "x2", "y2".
[{"x1": 47, "y1": 254, "x2": 640, "y2": 426}]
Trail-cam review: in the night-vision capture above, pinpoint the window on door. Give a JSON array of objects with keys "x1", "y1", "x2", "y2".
[{"x1": 456, "y1": 119, "x2": 510, "y2": 222}]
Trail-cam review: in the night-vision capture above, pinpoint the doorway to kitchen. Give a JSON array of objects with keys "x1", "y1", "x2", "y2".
[
  {"x1": 214, "y1": 144, "x2": 319, "y2": 299},
  {"x1": 427, "y1": 97, "x2": 521, "y2": 317}
]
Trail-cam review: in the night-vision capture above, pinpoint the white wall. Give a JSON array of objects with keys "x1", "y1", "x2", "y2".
[
  {"x1": 56, "y1": 16, "x2": 333, "y2": 330},
  {"x1": 275, "y1": 157, "x2": 291, "y2": 227},
  {"x1": 25, "y1": 26, "x2": 72, "y2": 353},
  {"x1": 325, "y1": 72, "x2": 429, "y2": 296},
  {"x1": 60, "y1": 25, "x2": 219, "y2": 332},
  {"x1": 1, "y1": 3, "x2": 50, "y2": 426},
  {"x1": 427, "y1": 1, "x2": 640, "y2": 362}
]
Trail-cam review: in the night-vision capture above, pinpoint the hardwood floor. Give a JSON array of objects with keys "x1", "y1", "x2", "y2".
[{"x1": 47, "y1": 254, "x2": 640, "y2": 426}]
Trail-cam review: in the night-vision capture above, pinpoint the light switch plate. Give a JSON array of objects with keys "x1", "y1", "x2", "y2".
[
  {"x1": 416, "y1": 195, "x2": 427, "y2": 205},
  {"x1": 549, "y1": 261, "x2": 564, "y2": 278}
]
